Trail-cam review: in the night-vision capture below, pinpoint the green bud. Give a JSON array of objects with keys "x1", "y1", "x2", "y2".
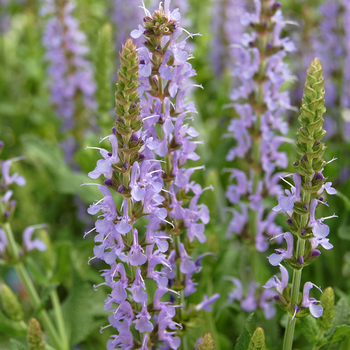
[
  {"x1": 248, "y1": 327, "x2": 267, "y2": 350},
  {"x1": 317, "y1": 287, "x2": 334, "y2": 331},
  {"x1": 1, "y1": 284, "x2": 24, "y2": 322},
  {"x1": 115, "y1": 39, "x2": 141, "y2": 126},
  {"x1": 295, "y1": 58, "x2": 326, "y2": 176},
  {"x1": 26, "y1": 318, "x2": 46, "y2": 350},
  {"x1": 197, "y1": 333, "x2": 215, "y2": 350}
]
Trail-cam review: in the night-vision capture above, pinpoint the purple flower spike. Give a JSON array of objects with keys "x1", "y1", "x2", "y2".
[
  {"x1": 302, "y1": 282, "x2": 323, "y2": 318},
  {"x1": 268, "y1": 232, "x2": 294, "y2": 266},
  {"x1": 264, "y1": 264, "x2": 289, "y2": 294},
  {"x1": 22, "y1": 225, "x2": 47, "y2": 252},
  {"x1": 195, "y1": 293, "x2": 220, "y2": 312}
]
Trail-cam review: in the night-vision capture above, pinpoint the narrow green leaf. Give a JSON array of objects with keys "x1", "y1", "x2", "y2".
[{"x1": 335, "y1": 191, "x2": 350, "y2": 212}]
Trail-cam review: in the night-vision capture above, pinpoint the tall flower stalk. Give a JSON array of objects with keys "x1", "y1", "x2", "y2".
[
  {"x1": 225, "y1": 0, "x2": 296, "y2": 316},
  {"x1": 131, "y1": 0, "x2": 216, "y2": 345},
  {"x1": 265, "y1": 58, "x2": 337, "y2": 350},
  {"x1": 41, "y1": 0, "x2": 96, "y2": 159}
]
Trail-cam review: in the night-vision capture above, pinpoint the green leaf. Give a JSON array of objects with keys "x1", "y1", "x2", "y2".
[
  {"x1": 0, "y1": 310, "x2": 27, "y2": 337},
  {"x1": 51, "y1": 241, "x2": 71, "y2": 283},
  {"x1": 10, "y1": 339, "x2": 27, "y2": 350},
  {"x1": 235, "y1": 314, "x2": 254, "y2": 350},
  {"x1": 329, "y1": 298, "x2": 350, "y2": 335},
  {"x1": 62, "y1": 271, "x2": 108, "y2": 346},
  {"x1": 330, "y1": 325, "x2": 350, "y2": 343},
  {"x1": 300, "y1": 315, "x2": 319, "y2": 345}
]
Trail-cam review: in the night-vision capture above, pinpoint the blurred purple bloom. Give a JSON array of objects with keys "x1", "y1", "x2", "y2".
[
  {"x1": 196, "y1": 294, "x2": 220, "y2": 312},
  {"x1": 22, "y1": 225, "x2": 47, "y2": 252}
]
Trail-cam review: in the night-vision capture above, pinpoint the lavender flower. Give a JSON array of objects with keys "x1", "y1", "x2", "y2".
[
  {"x1": 225, "y1": 0, "x2": 296, "y2": 252},
  {"x1": 41, "y1": 0, "x2": 96, "y2": 134},
  {"x1": 210, "y1": 0, "x2": 245, "y2": 76}
]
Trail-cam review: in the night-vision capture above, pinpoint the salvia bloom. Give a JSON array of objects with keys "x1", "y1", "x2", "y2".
[
  {"x1": 41, "y1": 0, "x2": 96, "y2": 132},
  {"x1": 210, "y1": 0, "x2": 245, "y2": 76},
  {"x1": 131, "y1": 0, "x2": 215, "y2": 343},
  {"x1": 265, "y1": 58, "x2": 337, "y2": 349},
  {"x1": 87, "y1": 8, "x2": 213, "y2": 342},
  {"x1": 0, "y1": 147, "x2": 46, "y2": 258},
  {"x1": 225, "y1": 0, "x2": 295, "y2": 250}
]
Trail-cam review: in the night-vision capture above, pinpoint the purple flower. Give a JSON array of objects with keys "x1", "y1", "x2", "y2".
[
  {"x1": 309, "y1": 199, "x2": 337, "y2": 239},
  {"x1": 22, "y1": 225, "x2": 47, "y2": 252},
  {"x1": 264, "y1": 265, "x2": 289, "y2": 294},
  {"x1": 302, "y1": 282, "x2": 323, "y2": 318},
  {"x1": 0, "y1": 228, "x2": 8, "y2": 253},
  {"x1": 268, "y1": 232, "x2": 294, "y2": 266},
  {"x1": 133, "y1": 302, "x2": 154, "y2": 333},
  {"x1": 116, "y1": 199, "x2": 132, "y2": 235},
  {"x1": 273, "y1": 173, "x2": 301, "y2": 213},
  {"x1": 1, "y1": 158, "x2": 26, "y2": 187},
  {"x1": 195, "y1": 294, "x2": 220, "y2": 312}
]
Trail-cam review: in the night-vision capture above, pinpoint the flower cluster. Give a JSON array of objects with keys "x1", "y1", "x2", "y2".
[
  {"x1": 264, "y1": 59, "x2": 336, "y2": 329},
  {"x1": 41, "y1": 0, "x2": 96, "y2": 134},
  {"x1": 131, "y1": 0, "x2": 216, "y2": 333},
  {"x1": 0, "y1": 143, "x2": 46, "y2": 260},
  {"x1": 210, "y1": 0, "x2": 245, "y2": 76},
  {"x1": 225, "y1": 0, "x2": 295, "y2": 249}
]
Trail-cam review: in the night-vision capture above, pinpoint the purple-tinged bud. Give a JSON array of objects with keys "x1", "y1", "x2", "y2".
[
  {"x1": 273, "y1": 2, "x2": 281, "y2": 9},
  {"x1": 123, "y1": 162, "x2": 128, "y2": 170},
  {"x1": 112, "y1": 127, "x2": 117, "y2": 135},
  {"x1": 4, "y1": 211, "x2": 9, "y2": 219},
  {"x1": 301, "y1": 155, "x2": 307, "y2": 162},
  {"x1": 301, "y1": 228, "x2": 306, "y2": 236},
  {"x1": 118, "y1": 184, "x2": 125, "y2": 193},
  {"x1": 139, "y1": 154, "x2": 145, "y2": 161},
  {"x1": 249, "y1": 41, "x2": 255, "y2": 47},
  {"x1": 0, "y1": 141, "x2": 4, "y2": 148},
  {"x1": 144, "y1": 29, "x2": 150, "y2": 35},
  {"x1": 108, "y1": 152, "x2": 113, "y2": 157},
  {"x1": 286, "y1": 218, "x2": 293, "y2": 224},
  {"x1": 298, "y1": 255, "x2": 304, "y2": 265},
  {"x1": 319, "y1": 196, "x2": 324, "y2": 202},
  {"x1": 315, "y1": 172, "x2": 324, "y2": 181},
  {"x1": 170, "y1": 293, "x2": 175, "y2": 303},
  {"x1": 304, "y1": 204, "x2": 308, "y2": 211},
  {"x1": 312, "y1": 250, "x2": 321, "y2": 257},
  {"x1": 131, "y1": 134, "x2": 138, "y2": 143},
  {"x1": 10, "y1": 200, "x2": 16, "y2": 208},
  {"x1": 273, "y1": 295, "x2": 280, "y2": 301},
  {"x1": 104, "y1": 179, "x2": 113, "y2": 187},
  {"x1": 316, "y1": 141, "x2": 321, "y2": 145},
  {"x1": 266, "y1": 42, "x2": 273, "y2": 50},
  {"x1": 155, "y1": 45, "x2": 161, "y2": 51}
]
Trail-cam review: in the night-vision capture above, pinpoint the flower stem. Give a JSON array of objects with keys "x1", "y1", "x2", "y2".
[
  {"x1": 50, "y1": 289, "x2": 69, "y2": 350},
  {"x1": 282, "y1": 238, "x2": 305, "y2": 350},
  {"x1": 3, "y1": 223, "x2": 63, "y2": 350}
]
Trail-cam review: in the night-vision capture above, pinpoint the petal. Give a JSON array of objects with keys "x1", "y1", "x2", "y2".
[{"x1": 310, "y1": 303, "x2": 323, "y2": 318}]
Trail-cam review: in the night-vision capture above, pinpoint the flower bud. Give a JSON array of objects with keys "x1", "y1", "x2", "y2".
[
  {"x1": 197, "y1": 333, "x2": 215, "y2": 350},
  {"x1": 1, "y1": 284, "x2": 24, "y2": 322},
  {"x1": 248, "y1": 327, "x2": 267, "y2": 350},
  {"x1": 26, "y1": 318, "x2": 45, "y2": 350}
]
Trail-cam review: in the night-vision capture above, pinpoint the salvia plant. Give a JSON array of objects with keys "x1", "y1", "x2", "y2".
[
  {"x1": 3, "y1": 0, "x2": 350, "y2": 349},
  {"x1": 225, "y1": 0, "x2": 296, "y2": 318}
]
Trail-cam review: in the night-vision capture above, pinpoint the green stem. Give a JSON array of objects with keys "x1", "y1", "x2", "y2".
[
  {"x1": 282, "y1": 239, "x2": 306, "y2": 350},
  {"x1": 3, "y1": 223, "x2": 63, "y2": 350},
  {"x1": 50, "y1": 289, "x2": 69, "y2": 350}
]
